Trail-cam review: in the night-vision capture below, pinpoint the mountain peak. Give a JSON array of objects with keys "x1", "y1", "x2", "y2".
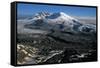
[{"x1": 24, "y1": 12, "x2": 96, "y2": 34}]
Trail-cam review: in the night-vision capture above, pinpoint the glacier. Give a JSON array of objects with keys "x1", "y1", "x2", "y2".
[{"x1": 22, "y1": 12, "x2": 96, "y2": 35}]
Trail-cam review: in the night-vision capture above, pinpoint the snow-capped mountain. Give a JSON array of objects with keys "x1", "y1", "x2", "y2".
[
  {"x1": 30, "y1": 12, "x2": 51, "y2": 21},
  {"x1": 24, "y1": 12, "x2": 96, "y2": 34},
  {"x1": 43, "y1": 12, "x2": 82, "y2": 31}
]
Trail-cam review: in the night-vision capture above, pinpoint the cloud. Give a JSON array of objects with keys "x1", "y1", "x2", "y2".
[{"x1": 73, "y1": 16, "x2": 96, "y2": 20}]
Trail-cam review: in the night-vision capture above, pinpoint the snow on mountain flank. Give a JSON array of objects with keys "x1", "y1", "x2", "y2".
[{"x1": 20, "y1": 12, "x2": 96, "y2": 34}]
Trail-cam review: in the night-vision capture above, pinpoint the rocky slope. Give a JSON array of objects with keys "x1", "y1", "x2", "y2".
[{"x1": 17, "y1": 12, "x2": 97, "y2": 65}]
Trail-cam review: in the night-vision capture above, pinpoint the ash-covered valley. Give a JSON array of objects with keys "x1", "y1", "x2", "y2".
[{"x1": 17, "y1": 12, "x2": 97, "y2": 65}]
